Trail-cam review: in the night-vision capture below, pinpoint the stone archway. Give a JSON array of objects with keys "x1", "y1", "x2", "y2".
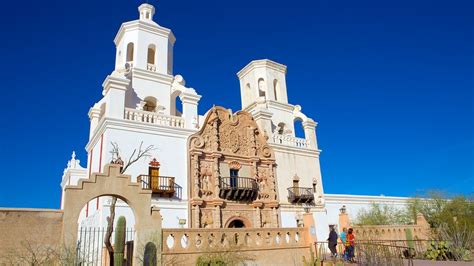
[
  {"x1": 225, "y1": 216, "x2": 252, "y2": 228},
  {"x1": 61, "y1": 164, "x2": 162, "y2": 265}
]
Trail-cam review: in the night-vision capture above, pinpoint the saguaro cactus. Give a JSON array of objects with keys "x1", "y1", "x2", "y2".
[{"x1": 114, "y1": 216, "x2": 127, "y2": 266}]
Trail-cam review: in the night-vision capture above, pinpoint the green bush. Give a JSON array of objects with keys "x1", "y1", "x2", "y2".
[{"x1": 196, "y1": 254, "x2": 226, "y2": 266}]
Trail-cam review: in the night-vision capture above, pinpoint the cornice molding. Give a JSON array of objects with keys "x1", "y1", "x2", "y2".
[
  {"x1": 324, "y1": 194, "x2": 410, "y2": 205},
  {"x1": 269, "y1": 143, "x2": 321, "y2": 157},
  {"x1": 267, "y1": 100, "x2": 294, "y2": 112},
  {"x1": 114, "y1": 20, "x2": 176, "y2": 45},
  {"x1": 102, "y1": 75, "x2": 130, "y2": 94},
  {"x1": 131, "y1": 68, "x2": 174, "y2": 85},
  {"x1": 237, "y1": 59, "x2": 287, "y2": 79}
]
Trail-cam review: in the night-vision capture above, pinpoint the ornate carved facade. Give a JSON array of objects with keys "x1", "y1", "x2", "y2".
[{"x1": 188, "y1": 106, "x2": 280, "y2": 228}]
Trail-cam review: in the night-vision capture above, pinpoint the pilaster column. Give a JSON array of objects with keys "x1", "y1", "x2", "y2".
[
  {"x1": 192, "y1": 153, "x2": 201, "y2": 198},
  {"x1": 302, "y1": 119, "x2": 318, "y2": 150},
  {"x1": 251, "y1": 108, "x2": 273, "y2": 140},
  {"x1": 180, "y1": 92, "x2": 202, "y2": 129},
  {"x1": 211, "y1": 154, "x2": 222, "y2": 197},
  {"x1": 194, "y1": 205, "x2": 200, "y2": 228},
  {"x1": 252, "y1": 202, "x2": 263, "y2": 228},
  {"x1": 88, "y1": 106, "x2": 101, "y2": 139},
  {"x1": 214, "y1": 205, "x2": 221, "y2": 228},
  {"x1": 102, "y1": 73, "x2": 130, "y2": 119}
]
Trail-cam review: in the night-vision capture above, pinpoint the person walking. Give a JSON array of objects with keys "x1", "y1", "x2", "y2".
[
  {"x1": 340, "y1": 227, "x2": 348, "y2": 260},
  {"x1": 327, "y1": 225, "x2": 338, "y2": 258},
  {"x1": 346, "y1": 228, "x2": 356, "y2": 262}
]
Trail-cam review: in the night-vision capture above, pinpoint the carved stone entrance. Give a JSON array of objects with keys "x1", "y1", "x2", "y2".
[{"x1": 188, "y1": 106, "x2": 281, "y2": 228}]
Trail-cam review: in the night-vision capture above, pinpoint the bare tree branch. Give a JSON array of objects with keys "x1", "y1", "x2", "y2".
[
  {"x1": 104, "y1": 141, "x2": 155, "y2": 265},
  {"x1": 121, "y1": 141, "x2": 155, "y2": 174}
]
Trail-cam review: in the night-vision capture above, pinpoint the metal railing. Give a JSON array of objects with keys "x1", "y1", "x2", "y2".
[
  {"x1": 218, "y1": 176, "x2": 258, "y2": 201},
  {"x1": 287, "y1": 187, "x2": 314, "y2": 204},
  {"x1": 138, "y1": 175, "x2": 182, "y2": 199},
  {"x1": 76, "y1": 227, "x2": 135, "y2": 265}
]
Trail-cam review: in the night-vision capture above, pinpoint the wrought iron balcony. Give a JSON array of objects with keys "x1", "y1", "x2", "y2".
[
  {"x1": 287, "y1": 187, "x2": 314, "y2": 204},
  {"x1": 138, "y1": 175, "x2": 182, "y2": 199},
  {"x1": 219, "y1": 177, "x2": 258, "y2": 201}
]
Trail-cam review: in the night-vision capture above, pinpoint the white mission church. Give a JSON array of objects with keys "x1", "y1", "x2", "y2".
[{"x1": 60, "y1": 4, "x2": 410, "y2": 241}]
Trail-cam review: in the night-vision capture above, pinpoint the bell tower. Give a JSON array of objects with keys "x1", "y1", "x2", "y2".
[
  {"x1": 113, "y1": 4, "x2": 175, "y2": 75},
  {"x1": 237, "y1": 59, "x2": 289, "y2": 108}
]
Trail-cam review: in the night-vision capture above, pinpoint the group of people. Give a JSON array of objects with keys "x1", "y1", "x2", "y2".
[{"x1": 327, "y1": 226, "x2": 356, "y2": 262}]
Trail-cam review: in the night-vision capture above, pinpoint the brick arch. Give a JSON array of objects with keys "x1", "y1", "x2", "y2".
[{"x1": 61, "y1": 164, "x2": 162, "y2": 264}]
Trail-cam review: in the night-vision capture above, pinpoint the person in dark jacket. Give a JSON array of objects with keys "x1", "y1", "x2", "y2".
[{"x1": 327, "y1": 225, "x2": 338, "y2": 257}]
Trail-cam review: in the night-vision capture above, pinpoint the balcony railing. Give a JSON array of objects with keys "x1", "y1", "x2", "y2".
[
  {"x1": 147, "y1": 63, "x2": 156, "y2": 72},
  {"x1": 272, "y1": 134, "x2": 310, "y2": 148},
  {"x1": 124, "y1": 108, "x2": 185, "y2": 128},
  {"x1": 219, "y1": 177, "x2": 258, "y2": 201},
  {"x1": 138, "y1": 175, "x2": 182, "y2": 199},
  {"x1": 287, "y1": 187, "x2": 314, "y2": 204}
]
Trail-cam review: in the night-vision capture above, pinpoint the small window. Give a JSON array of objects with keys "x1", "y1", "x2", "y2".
[
  {"x1": 273, "y1": 79, "x2": 280, "y2": 101},
  {"x1": 312, "y1": 182, "x2": 317, "y2": 193},
  {"x1": 126, "y1": 42, "x2": 134, "y2": 62},
  {"x1": 293, "y1": 179, "x2": 299, "y2": 188},
  {"x1": 143, "y1": 97, "x2": 157, "y2": 112},
  {"x1": 258, "y1": 78, "x2": 266, "y2": 98},
  {"x1": 147, "y1": 45, "x2": 156, "y2": 65},
  {"x1": 230, "y1": 169, "x2": 238, "y2": 188}
]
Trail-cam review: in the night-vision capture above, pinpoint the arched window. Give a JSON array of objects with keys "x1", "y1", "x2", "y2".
[
  {"x1": 143, "y1": 96, "x2": 157, "y2": 112},
  {"x1": 273, "y1": 79, "x2": 280, "y2": 101},
  {"x1": 258, "y1": 78, "x2": 266, "y2": 98},
  {"x1": 126, "y1": 42, "x2": 134, "y2": 62},
  {"x1": 147, "y1": 44, "x2": 156, "y2": 65},
  {"x1": 277, "y1": 122, "x2": 286, "y2": 135},
  {"x1": 171, "y1": 91, "x2": 182, "y2": 116},
  {"x1": 294, "y1": 118, "x2": 305, "y2": 139}
]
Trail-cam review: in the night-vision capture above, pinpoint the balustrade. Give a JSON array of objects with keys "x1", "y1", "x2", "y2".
[
  {"x1": 162, "y1": 228, "x2": 307, "y2": 254},
  {"x1": 147, "y1": 63, "x2": 156, "y2": 72},
  {"x1": 124, "y1": 108, "x2": 185, "y2": 128},
  {"x1": 272, "y1": 134, "x2": 310, "y2": 148}
]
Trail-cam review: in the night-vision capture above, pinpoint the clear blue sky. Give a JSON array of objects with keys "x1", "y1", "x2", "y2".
[{"x1": 0, "y1": 0, "x2": 472, "y2": 208}]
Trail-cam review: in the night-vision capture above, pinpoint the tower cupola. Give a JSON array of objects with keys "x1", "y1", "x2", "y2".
[
  {"x1": 113, "y1": 3, "x2": 175, "y2": 75},
  {"x1": 138, "y1": 4, "x2": 155, "y2": 21}
]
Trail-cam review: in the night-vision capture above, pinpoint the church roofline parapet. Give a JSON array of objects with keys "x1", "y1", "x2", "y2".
[
  {"x1": 114, "y1": 20, "x2": 176, "y2": 45},
  {"x1": 237, "y1": 59, "x2": 287, "y2": 79},
  {"x1": 250, "y1": 108, "x2": 273, "y2": 120},
  {"x1": 88, "y1": 105, "x2": 101, "y2": 119},
  {"x1": 269, "y1": 143, "x2": 321, "y2": 157}
]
